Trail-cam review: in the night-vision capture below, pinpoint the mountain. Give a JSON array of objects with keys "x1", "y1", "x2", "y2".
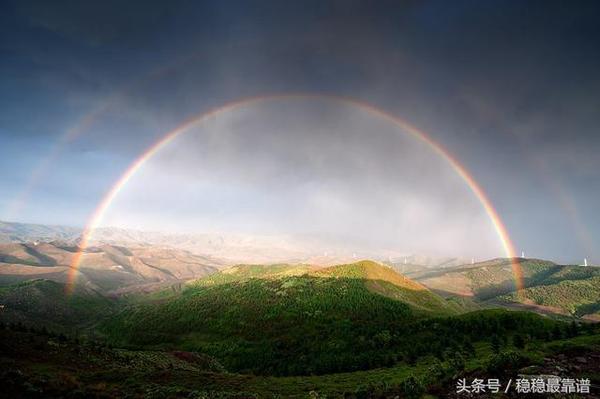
[
  {"x1": 415, "y1": 258, "x2": 558, "y2": 298},
  {"x1": 0, "y1": 241, "x2": 223, "y2": 292},
  {"x1": 0, "y1": 221, "x2": 80, "y2": 243},
  {"x1": 0, "y1": 220, "x2": 472, "y2": 267},
  {"x1": 0, "y1": 221, "x2": 348, "y2": 264},
  {"x1": 101, "y1": 261, "x2": 470, "y2": 375},
  {"x1": 414, "y1": 257, "x2": 600, "y2": 319},
  {"x1": 192, "y1": 263, "x2": 317, "y2": 286},
  {"x1": 314, "y1": 260, "x2": 459, "y2": 314},
  {"x1": 194, "y1": 260, "x2": 459, "y2": 314},
  {"x1": 499, "y1": 276, "x2": 600, "y2": 320}
]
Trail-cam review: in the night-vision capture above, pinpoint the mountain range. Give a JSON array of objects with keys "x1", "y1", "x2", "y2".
[{"x1": 0, "y1": 220, "x2": 470, "y2": 266}]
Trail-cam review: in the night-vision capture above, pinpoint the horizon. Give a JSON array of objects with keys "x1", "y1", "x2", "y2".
[{"x1": 0, "y1": 218, "x2": 594, "y2": 266}]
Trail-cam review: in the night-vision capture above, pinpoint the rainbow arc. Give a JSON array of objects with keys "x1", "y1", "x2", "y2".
[{"x1": 66, "y1": 94, "x2": 523, "y2": 294}]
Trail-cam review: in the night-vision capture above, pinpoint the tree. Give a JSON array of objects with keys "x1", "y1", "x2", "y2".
[
  {"x1": 552, "y1": 325, "x2": 563, "y2": 340},
  {"x1": 401, "y1": 376, "x2": 425, "y2": 399},
  {"x1": 491, "y1": 334, "x2": 502, "y2": 353},
  {"x1": 512, "y1": 334, "x2": 525, "y2": 349},
  {"x1": 463, "y1": 340, "x2": 476, "y2": 357},
  {"x1": 568, "y1": 321, "x2": 579, "y2": 338}
]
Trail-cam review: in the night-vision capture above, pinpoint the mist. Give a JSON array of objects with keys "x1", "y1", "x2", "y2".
[{"x1": 101, "y1": 98, "x2": 503, "y2": 259}]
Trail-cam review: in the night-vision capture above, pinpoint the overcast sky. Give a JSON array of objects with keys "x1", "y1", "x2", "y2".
[{"x1": 1, "y1": 0, "x2": 599, "y2": 262}]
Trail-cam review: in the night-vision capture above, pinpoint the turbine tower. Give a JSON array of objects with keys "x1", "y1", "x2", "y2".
[
  {"x1": 521, "y1": 251, "x2": 525, "y2": 258},
  {"x1": 584, "y1": 258, "x2": 588, "y2": 267}
]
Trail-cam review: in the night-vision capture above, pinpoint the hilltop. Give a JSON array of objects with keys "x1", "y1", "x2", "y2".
[
  {"x1": 101, "y1": 261, "x2": 466, "y2": 375},
  {"x1": 193, "y1": 260, "x2": 460, "y2": 314},
  {"x1": 314, "y1": 260, "x2": 458, "y2": 314}
]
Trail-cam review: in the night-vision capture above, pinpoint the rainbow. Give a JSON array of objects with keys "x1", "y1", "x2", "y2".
[{"x1": 66, "y1": 94, "x2": 523, "y2": 294}]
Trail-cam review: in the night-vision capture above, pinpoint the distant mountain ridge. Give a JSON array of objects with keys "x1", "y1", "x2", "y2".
[
  {"x1": 0, "y1": 221, "x2": 80, "y2": 243},
  {"x1": 0, "y1": 220, "x2": 472, "y2": 266},
  {"x1": 0, "y1": 241, "x2": 223, "y2": 293}
]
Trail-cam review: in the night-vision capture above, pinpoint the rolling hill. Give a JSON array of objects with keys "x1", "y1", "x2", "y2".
[
  {"x1": 100, "y1": 261, "x2": 477, "y2": 375},
  {"x1": 0, "y1": 241, "x2": 223, "y2": 292},
  {"x1": 414, "y1": 258, "x2": 600, "y2": 319},
  {"x1": 314, "y1": 260, "x2": 460, "y2": 314}
]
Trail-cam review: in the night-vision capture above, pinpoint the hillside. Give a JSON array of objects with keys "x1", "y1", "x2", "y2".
[
  {"x1": 4, "y1": 323, "x2": 599, "y2": 398},
  {"x1": 0, "y1": 220, "x2": 362, "y2": 265},
  {"x1": 415, "y1": 258, "x2": 560, "y2": 298},
  {"x1": 102, "y1": 274, "x2": 414, "y2": 375},
  {"x1": 0, "y1": 242, "x2": 223, "y2": 292},
  {"x1": 414, "y1": 258, "x2": 600, "y2": 319},
  {"x1": 0, "y1": 262, "x2": 593, "y2": 395},
  {"x1": 315, "y1": 260, "x2": 458, "y2": 314},
  {"x1": 499, "y1": 275, "x2": 600, "y2": 318},
  {"x1": 102, "y1": 261, "x2": 481, "y2": 375},
  {"x1": 193, "y1": 260, "x2": 460, "y2": 314},
  {"x1": 192, "y1": 263, "x2": 316, "y2": 287},
  {"x1": 0, "y1": 221, "x2": 80, "y2": 243},
  {"x1": 0, "y1": 279, "x2": 117, "y2": 332}
]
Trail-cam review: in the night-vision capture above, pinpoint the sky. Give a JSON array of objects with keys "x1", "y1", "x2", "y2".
[{"x1": 0, "y1": 0, "x2": 599, "y2": 263}]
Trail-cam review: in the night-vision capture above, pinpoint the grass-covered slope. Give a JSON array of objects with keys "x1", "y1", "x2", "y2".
[
  {"x1": 499, "y1": 275, "x2": 600, "y2": 317},
  {"x1": 100, "y1": 262, "x2": 558, "y2": 376},
  {"x1": 192, "y1": 263, "x2": 314, "y2": 287},
  {"x1": 416, "y1": 258, "x2": 600, "y2": 319},
  {"x1": 102, "y1": 274, "x2": 415, "y2": 375},
  {"x1": 0, "y1": 279, "x2": 117, "y2": 332},
  {"x1": 315, "y1": 260, "x2": 457, "y2": 314},
  {"x1": 417, "y1": 258, "x2": 560, "y2": 298}
]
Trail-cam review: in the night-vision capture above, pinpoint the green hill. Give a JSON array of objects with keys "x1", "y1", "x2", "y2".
[
  {"x1": 0, "y1": 279, "x2": 118, "y2": 332},
  {"x1": 191, "y1": 263, "x2": 314, "y2": 287},
  {"x1": 499, "y1": 275, "x2": 600, "y2": 317},
  {"x1": 416, "y1": 258, "x2": 561, "y2": 299},
  {"x1": 415, "y1": 258, "x2": 600, "y2": 319},
  {"x1": 100, "y1": 262, "x2": 552, "y2": 375},
  {"x1": 102, "y1": 273, "x2": 415, "y2": 375},
  {"x1": 315, "y1": 260, "x2": 458, "y2": 314}
]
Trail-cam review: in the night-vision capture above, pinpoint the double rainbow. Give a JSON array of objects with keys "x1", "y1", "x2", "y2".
[{"x1": 66, "y1": 94, "x2": 523, "y2": 294}]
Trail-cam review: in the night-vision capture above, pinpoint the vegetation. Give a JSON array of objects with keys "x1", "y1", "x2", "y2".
[
  {"x1": 101, "y1": 261, "x2": 566, "y2": 376},
  {"x1": 2, "y1": 260, "x2": 600, "y2": 397},
  {"x1": 102, "y1": 275, "x2": 415, "y2": 375},
  {"x1": 499, "y1": 275, "x2": 600, "y2": 316},
  {"x1": 2, "y1": 321, "x2": 599, "y2": 398},
  {"x1": 0, "y1": 279, "x2": 119, "y2": 333},
  {"x1": 415, "y1": 258, "x2": 600, "y2": 319}
]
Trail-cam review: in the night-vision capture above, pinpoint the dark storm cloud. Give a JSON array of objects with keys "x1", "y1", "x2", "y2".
[{"x1": 0, "y1": 0, "x2": 599, "y2": 262}]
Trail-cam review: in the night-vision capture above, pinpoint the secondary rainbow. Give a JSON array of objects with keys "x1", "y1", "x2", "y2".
[{"x1": 66, "y1": 94, "x2": 523, "y2": 294}]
